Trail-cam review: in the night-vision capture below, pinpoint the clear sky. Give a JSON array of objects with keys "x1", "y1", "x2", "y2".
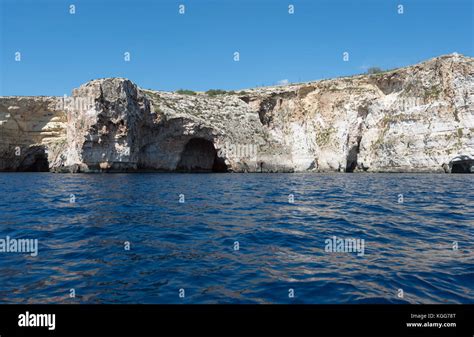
[{"x1": 0, "y1": 0, "x2": 472, "y2": 96}]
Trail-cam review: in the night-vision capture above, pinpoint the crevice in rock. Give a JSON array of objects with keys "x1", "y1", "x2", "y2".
[
  {"x1": 357, "y1": 104, "x2": 369, "y2": 118},
  {"x1": 258, "y1": 97, "x2": 277, "y2": 126},
  {"x1": 239, "y1": 96, "x2": 250, "y2": 104},
  {"x1": 257, "y1": 92, "x2": 297, "y2": 126},
  {"x1": 345, "y1": 137, "x2": 362, "y2": 173}
]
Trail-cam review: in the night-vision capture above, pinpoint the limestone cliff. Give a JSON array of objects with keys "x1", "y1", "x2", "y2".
[
  {"x1": 0, "y1": 53, "x2": 472, "y2": 173},
  {"x1": 0, "y1": 97, "x2": 66, "y2": 171}
]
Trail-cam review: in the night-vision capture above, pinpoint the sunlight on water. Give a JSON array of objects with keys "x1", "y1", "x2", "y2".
[{"x1": 0, "y1": 173, "x2": 472, "y2": 304}]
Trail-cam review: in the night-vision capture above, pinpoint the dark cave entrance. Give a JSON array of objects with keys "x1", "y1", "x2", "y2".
[
  {"x1": 345, "y1": 146, "x2": 358, "y2": 173},
  {"x1": 176, "y1": 138, "x2": 228, "y2": 172},
  {"x1": 345, "y1": 139, "x2": 361, "y2": 173},
  {"x1": 449, "y1": 156, "x2": 474, "y2": 174},
  {"x1": 18, "y1": 146, "x2": 49, "y2": 172},
  {"x1": 451, "y1": 162, "x2": 473, "y2": 173}
]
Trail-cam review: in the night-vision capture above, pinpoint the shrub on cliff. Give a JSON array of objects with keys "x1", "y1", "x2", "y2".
[
  {"x1": 176, "y1": 89, "x2": 197, "y2": 95},
  {"x1": 367, "y1": 67, "x2": 383, "y2": 74},
  {"x1": 205, "y1": 89, "x2": 227, "y2": 97}
]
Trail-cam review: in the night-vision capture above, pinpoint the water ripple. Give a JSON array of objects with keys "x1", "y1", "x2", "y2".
[{"x1": 0, "y1": 173, "x2": 472, "y2": 303}]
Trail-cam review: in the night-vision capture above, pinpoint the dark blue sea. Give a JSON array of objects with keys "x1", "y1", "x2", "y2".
[{"x1": 0, "y1": 173, "x2": 472, "y2": 304}]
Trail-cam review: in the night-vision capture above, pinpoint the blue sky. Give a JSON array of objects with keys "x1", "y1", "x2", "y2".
[{"x1": 0, "y1": 0, "x2": 472, "y2": 96}]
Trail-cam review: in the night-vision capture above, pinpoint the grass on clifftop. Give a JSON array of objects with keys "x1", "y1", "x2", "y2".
[
  {"x1": 204, "y1": 89, "x2": 249, "y2": 97},
  {"x1": 176, "y1": 89, "x2": 197, "y2": 95},
  {"x1": 205, "y1": 89, "x2": 228, "y2": 96}
]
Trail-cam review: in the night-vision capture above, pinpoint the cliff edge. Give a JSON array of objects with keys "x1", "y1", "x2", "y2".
[{"x1": 0, "y1": 53, "x2": 473, "y2": 173}]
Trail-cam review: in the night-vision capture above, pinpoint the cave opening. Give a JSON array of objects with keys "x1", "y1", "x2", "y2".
[
  {"x1": 177, "y1": 138, "x2": 228, "y2": 172},
  {"x1": 18, "y1": 146, "x2": 49, "y2": 172},
  {"x1": 451, "y1": 162, "x2": 472, "y2": 173},
  {"x1": 345, "y1": 150, "x2": 357, "y2": 172},
  {"x1": 345, "y1": 142, "x2": 360, "y2": 173},
  {"x1": 449, "y1": 156, "x2": 474, "y2": 174}
]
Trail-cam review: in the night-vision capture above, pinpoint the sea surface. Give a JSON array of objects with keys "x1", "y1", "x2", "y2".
[{"x1": 0, "y1": 173, "x2": 472, "y2": 304}]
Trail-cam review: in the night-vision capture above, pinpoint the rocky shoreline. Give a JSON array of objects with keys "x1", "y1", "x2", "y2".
[{"x1": 1, "y1": 53, "x2": 473, "y2": 173}]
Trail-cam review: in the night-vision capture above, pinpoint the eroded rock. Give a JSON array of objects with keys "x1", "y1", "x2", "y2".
[{"x1": 0, "y1": 53, "x2": 473, "y2": 173}]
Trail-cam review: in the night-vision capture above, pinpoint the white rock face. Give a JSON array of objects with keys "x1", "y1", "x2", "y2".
[
  {"x1": 241, "y1": 53, "x2": 474, "y2": 173},
  {"x1": 0, "y1": 96, "x2": 67, "y2": 171},
  {"x1": 0, "y1": 54, "x2": 472, "y2": 172}
]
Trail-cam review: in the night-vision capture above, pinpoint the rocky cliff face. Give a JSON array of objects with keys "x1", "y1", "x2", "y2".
[
  {"x1": 0, "y1": 53, "x2": 472, "y2": 173},
  {"x1": 0, "y1": 97, "x2": 67, "y2": 171}
]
